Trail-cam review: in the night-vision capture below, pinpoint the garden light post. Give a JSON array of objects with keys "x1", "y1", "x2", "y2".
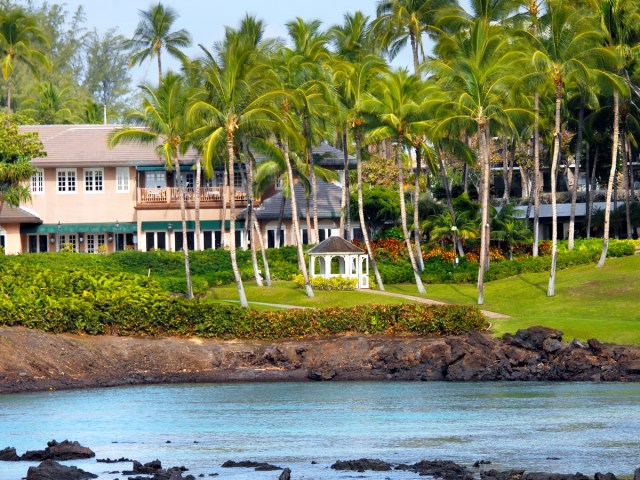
[{"x1": 451, "y1": 225, "x2": 458, "y2": 267}]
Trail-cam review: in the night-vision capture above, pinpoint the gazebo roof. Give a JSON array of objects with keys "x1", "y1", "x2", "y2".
[{"x1": 307, "y1": 236, "x2": 365, "y2": 255}]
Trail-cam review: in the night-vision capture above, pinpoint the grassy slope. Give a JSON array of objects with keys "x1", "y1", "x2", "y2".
[{"x1": 386, "y1": 255, "x2": 640, "y2": 345}]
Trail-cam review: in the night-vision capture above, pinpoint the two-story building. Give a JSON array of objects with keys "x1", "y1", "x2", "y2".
[{"x1": 4, "y1": 124, "x2": 250, "y2": 255}]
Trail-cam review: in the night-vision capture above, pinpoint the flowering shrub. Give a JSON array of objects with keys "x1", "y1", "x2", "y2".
[
  {"x1": 353, "y1": 238, "x2": 406, "y2": 262},
  {"x1": 463, "y1": 246, "x2": 505, "y2": 263},
  {"x1": 291, "y1": 274, "x2": 358, "y2": 291},
  {"x1": 423, "y1": 246, "x2": 456, "y2": 262}
]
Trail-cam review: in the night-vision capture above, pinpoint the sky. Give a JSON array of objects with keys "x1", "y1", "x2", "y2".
[{"x1": 53, "y1": 0, "x2": 415, "y2": 85}]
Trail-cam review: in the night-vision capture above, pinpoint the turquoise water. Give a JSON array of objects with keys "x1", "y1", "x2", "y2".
[{"x1": 0, "y1": 382, "x2": 639, "y2": 479}]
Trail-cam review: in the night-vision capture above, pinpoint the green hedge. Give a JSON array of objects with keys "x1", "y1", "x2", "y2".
[{"x1": 0, "y1": 264, "x2": 485, "y2": 339}]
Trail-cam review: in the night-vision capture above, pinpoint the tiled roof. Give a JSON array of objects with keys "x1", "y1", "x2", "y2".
[
  {"x1": 0, "y1": 204, "x2": 42, "y2": 224},
  {"x1": 312, "y1": 143, "x2": 356, "y2": 168},
  {"x1": 19, "y1": 124, "x2": 199, "y2": 168},
  {"x1": 252, "y1": 180, "x2": 343, "y2": 220},
  {"x1": 307, "y1": 236, "x2": 364, "y2": 254}
]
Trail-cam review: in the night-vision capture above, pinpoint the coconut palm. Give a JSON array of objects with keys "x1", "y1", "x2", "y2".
[
  {"x1": 0, "y1": 7, "x2": 50, "y2": 113},
  {"x1": 22, "y1": 81, "x2": 79, "y2": 124},
  {"x1": 108, "y1": 72, "x2": 194, "y2": 298},
  {"x1": 429, "y1": 17, "x2": 527, "y2": 304},
  {"x1": 491, "y1": 203, "x2": 532, "y2": 260},
  {"x1": 592, "y1": 0, "x2": 639, "y2": 267},
  {"x1": 363, "y1": 68, "x2": 429, "y2": 294},
  {"x1": 333, "y1": 54, "x2": 389, "y2": 291},
  {"x1": 126, "y1": 2, "x2": 191, "y2": 84}
]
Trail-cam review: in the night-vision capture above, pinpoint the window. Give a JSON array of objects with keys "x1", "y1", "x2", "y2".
[
  {"x1": 267, "y1": 229, "x2": 285, "y2": 248},
  {"x1": 86, "y1": 234, "x2": 96, "y2": 253},
  {"x1": 215, "y1": 171, "x2": 225, "y2": 187},
  {"x1": 59, "y1": 234, "x2": 77, "y2": 252},
  {"x1": 274, "y1": 175, "x2": 283, "y2": 190},
  {"x1": 145, "y1": 171, "x2": 166, "y2": 188},
  {"x1": 30, "y1": 170, "x2": 44, "y2": 194},
  {"x1": 234, "y1": 171, "x2": 243, "y2": 188},
  {"x1": 0, "y1": 234, "x2": 5, "y2": 253},
  {"x1": 57, "y1": 169, "x2": 77, "y2": 193},
  {"x1": 116, "y1": 167, "x2": 130, "y2": 193},
  {"x1": 183, "y1": 172, "x2": 195, "y2": 188},
  {"x1": 28, "y1": 235, "x2": 48, "y2": 253},
  {"x1": 145, "y1": 232, "x2": 167, "y2": 251},
  {"x1": 84, "y1": 168, "x2": 104, "y2": 192}
]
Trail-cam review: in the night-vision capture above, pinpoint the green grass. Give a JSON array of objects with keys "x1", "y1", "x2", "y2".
[
  {"x1": 207, "y1": 280, "x2": 420, "y2": 309},
  {"x1": 386, "y1": 255, "x2": 640, "y2": 345}
]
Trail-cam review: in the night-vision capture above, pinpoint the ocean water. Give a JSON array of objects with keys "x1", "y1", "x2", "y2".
[{"x1": 0, "y1": 382, "x2": 639, "y2": 480}]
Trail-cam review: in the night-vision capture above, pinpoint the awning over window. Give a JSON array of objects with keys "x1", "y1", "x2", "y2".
[
  {"x1": 136, "y1": 165, "x2": 194, "y2": 172},
  {"x1": 141, "y1": 220, "x2": 243, "y2": 231},
  {"x1": 21, "y1": 222, "x2": 137, "y2": 234}
]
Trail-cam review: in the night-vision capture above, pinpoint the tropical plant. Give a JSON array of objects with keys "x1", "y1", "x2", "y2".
[
  {"x1": 108, "y1": 72, "x2": 195, "y2": 299},
  {"x1": 0, "y1": 7, "x2": 50, "y2": 112},
  {"x1": 126, "y1": 2, "x2": 192, "y2": 83},
  {"x1": 491, "y1": 203, "x2": 532, "y2": 260}
]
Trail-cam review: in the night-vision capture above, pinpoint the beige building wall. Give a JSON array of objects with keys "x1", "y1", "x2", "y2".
[{"x1": 1, "y1": 224, "x2": 22, "y2": 255}]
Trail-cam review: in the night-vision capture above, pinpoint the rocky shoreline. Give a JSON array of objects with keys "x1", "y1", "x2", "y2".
[
  {"x1": 1, "y1": 325, "x2": 640, "y2": 394},
  {"x1": 4, "y1": 442, "x2": 640, "y2": 480}
]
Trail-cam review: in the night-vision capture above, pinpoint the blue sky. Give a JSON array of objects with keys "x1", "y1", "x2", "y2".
[{"x1": 56, "y1": 0, "x2": 415, "y2": 84}]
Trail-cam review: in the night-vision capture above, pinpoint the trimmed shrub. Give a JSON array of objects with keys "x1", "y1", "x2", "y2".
[{"x1": 292, "y1": 274, "x2": 358, "y2": 291}]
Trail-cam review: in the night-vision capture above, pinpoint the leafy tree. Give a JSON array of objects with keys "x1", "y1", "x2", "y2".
[
  {"x1": 126, "y1": 2, "x2": 191, "y2": 84},
  {"x1": 491, "y1": 203, "x2": 532, "y2": 260},
  {"x1": 0, "y1": 6, "x2": 50, "y2": 112},
  {"x1": 83, "y1": 28, "x2": 132, "y2": 122},
  {"x1": 22, "y1": 80, "x2": 79, "y2": 124},
  {"x1": 0, "y1": 112, "x2": 45, "y2": 211}
]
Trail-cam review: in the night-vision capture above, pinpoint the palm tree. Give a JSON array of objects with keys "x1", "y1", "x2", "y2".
[
  {"x1": 491, "y1": 203, "x2": 532, "y2": 260},
  {"x1": 0, "y1": 7, "x2": 50, "y2": 113},
  {"x1": 109, "y1": 72, "x2": 194, "y2": 298},
  {"x1": 592, "y1": 0, "x2": 639, "y2": 267},
  {"x1": 285, "y1": 18, "x2": 332, "y2": 244},
  {"x1": 126, "y1": 2, "x2": 191, "y2": 84},
  {"x1": 363, "y1": 68, "x2": 428, "y2": 294},
  {"x1": 22, "y1": 81, "x2": 79, "y2": 124},
  {"x1": 190, "y1": 17, "x2": 279, "y2": 307},
  {"x1": 429, "y1": 17, "x2": 527, "y2": 304},
  {"x1": 333, "y1": 54, "x2": 388, "y2": 291},
  {"x1": 521, "y1": 0, "x2": 610, "y2": 294}
]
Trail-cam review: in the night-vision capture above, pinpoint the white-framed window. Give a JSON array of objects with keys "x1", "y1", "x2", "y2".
[
  {"x1": 274, "y1": 175, "x2": 283, "y2": 190},
  {"x1": 215, "y1": 171, "x2": 224, "y2": 187},
  {"x1": 182, "y1": 172, "x2": 195, "y2": 188},
  {"x1": 30, "y1": 170, "x2": 45, "y2": 194},
  {"x1": 145, "y1": 171, "x2": 166, "y2": 189},
  {"x1": 84, "y1": 168, "x2": 104, "y2": 192},
  {"x1": 56, "y1": 168, "x2": 77, "y2": 193},
  {"x1": 234, "y1": 171, "x2": 243, "y2": 188},
  {"x1": 116, "y1": 167, "x2": 130, "y2": 193},
  {"x1": 86, "y1": 234, "x2": 96, "y2": 253},
  {"x1": 59, "y1": 234, "x2": 77, "y2": 252}
]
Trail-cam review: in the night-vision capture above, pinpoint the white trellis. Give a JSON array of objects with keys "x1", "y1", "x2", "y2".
[{"x1": 307, "y1": 236, "x2": 369, "y2": 289}]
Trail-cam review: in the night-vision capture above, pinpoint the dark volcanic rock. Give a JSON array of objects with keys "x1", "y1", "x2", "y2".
[
  {"x1": 279, "y1": 467, "x2": 291, "y2": 480},
  {"x1": 26, "y1": 460, "x2": 97, "y2": 480},
  {"x1": 307, "y1": 366, "x2": 336, "y2": 381},
  {"x1": 21, "y1": 440, "x2": 95, "y2": 461},
  {"x1": 331, "y1": 458, "x2": 392, "y2": 472},
  {"x1": 221, "y1": 460, "x2": 281, "y2": 471},
  {"x1": 397, "y1": 460, "x2": 474, "y2": 480},
  {"x1": 524, "y1": 473, "x2": 590, "y2": 480},
  {"x1": 0, "y1": 447, "x2": 19, "y2": 461},
  {"x1": 97, "y1": 457, "x2": 133, "y2": 463}
]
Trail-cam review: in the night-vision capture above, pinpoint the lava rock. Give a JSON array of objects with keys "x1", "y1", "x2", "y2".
[
  {"x1": 21, "y1": 440, "x2": 95, "y2": 461},
  {"x1": 221, "y1": 460, "x2": 281, "y2": 471},
  {"x1": 397, "y1": 459, "x2": 474, "y2": 480},
  {"x1": 331, "y1": 458, "x2": 392, "y2": 472},
  {"x1": 279, "y1": 467, "x2": 291, "y2": 480},
  {"x1": 0, "y1": 447, "x2": 20, "y2": 461},
  {"x1": 26, "y1": 460, "x2": 97, "y2": 480}
]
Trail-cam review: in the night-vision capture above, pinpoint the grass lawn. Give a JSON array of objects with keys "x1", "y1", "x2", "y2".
[
  {"x1": 386, "y1": 255, "x2": 640, "y2": 345},
  {"x1": 207, "y1": 281, "x2": 421, "y2": 309}
]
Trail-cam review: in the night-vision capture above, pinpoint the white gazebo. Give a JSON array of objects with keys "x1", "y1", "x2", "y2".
[{"x1": 307, "y1": 236, "x2": 369, "y2": 289}]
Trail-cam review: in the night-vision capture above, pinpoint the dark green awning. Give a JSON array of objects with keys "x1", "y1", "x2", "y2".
[
  {"x1": 136, "y1": 165, "x2": 194, "y2": 172},
  {"x1": 21, "y1": 222, "x2": 137, "y2": 234},
  {"x1": 141, "y1": 220, "x2": 243, "y2": 231}
]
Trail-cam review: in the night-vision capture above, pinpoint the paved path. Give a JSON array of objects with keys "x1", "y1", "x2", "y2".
[
  {"x1": 364, "y1": 290, "x2": 511, "y2": 319},
  {"x1": 221, "y1": 300, "x2": 309, "y2": 309}
]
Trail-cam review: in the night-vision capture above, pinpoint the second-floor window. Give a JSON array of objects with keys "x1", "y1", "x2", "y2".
[
  {"x1": 84, "y1": 168, "x2": 104, "y2": 192},
  {"x1": 116, "y1": 167, "x2": 130, "y2": 193},
  {"x1": 30, "y1": 170, "x2": 45, "y2": 194},
  {"x1": 57, "y1": 169, "x2": 76, "y2": 193}
]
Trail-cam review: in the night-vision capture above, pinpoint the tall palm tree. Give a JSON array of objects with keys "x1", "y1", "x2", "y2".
[
  {"x1": 126, "y1": 2, "x2": 191, "y2": 84},
  {"x1": 285, "y1": 18, "x2": 332, "y2": 244},
  {"x1": 333, "y1": 54, "x2": 389, "y2": 291},
  {"x1": 429, "y1": 18, "x2": 526, "y2": 304},
  {"x1": 190, "y1": 17, "x2": 279, "y2": 307},
  {"x1": 109, "y1": 72, "x2": 194, "y2": 298},
  {"x1": 521, "y1": 0, "x2": 610, "y2": 294},
  {"x1": 593, "y1": 0, "x2": 639, "y2": 267},
  {"x1": 0, "y1": 8, "x2": 50, "y2": 113},
  {"x1": 363, "y1": 69, "x2": 429, "y2": 294}
]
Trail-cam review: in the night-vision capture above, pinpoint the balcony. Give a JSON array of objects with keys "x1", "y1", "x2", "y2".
[{"x1": 136, "y1": 187, "x2": 249, "y2": 209}]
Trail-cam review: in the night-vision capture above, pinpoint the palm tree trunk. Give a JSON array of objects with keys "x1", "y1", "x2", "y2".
[
  {"x1": 356, "y1": 127, "x2": 384, "y2": 291},
  {"x1": 340, "y1": 126, "x2": 348, "y2": 239},
  {"x1": 396, "y1": 134, "x2": 425, "y2": 294},
  {"x1": 598, "y1": 91, "x2": 620, "y2": 268},
  {"x1": 438, "y1": 153, "x2": 464, "y2": 256},
  {"x1": 304, "y1": 114, "x2": 319, "y2": 243},
  {"x1": 226, "y1": 134, "x2": 248, "y2": 307},
  {"x1": 253, "y1": 216, "x2": 271, "y2": 286},
  {"x1": 622, "y1": 130, "x2": 632, "y2": 239},
  {"x1": 276, "y1": 195, "x2": 285, "y2": 247},
  {"x1": 413, "y1": 144, "x2": 424, "y2": 271},
  {"x1": 585, "y1": 142, "x2": 591, "y2": 239},
  {"x1": 194, "y1": 158, "x2": 202, "y2": 251},
  {"x1": 283, "y1": 135, "x2": 314, "y2": 297},
  {"x1": 173, "y1": 158, "x2": 193, "y2": 299},
  {"x1": 587, "y1": 144, "x2": 599, "y2": 238},
  {"x1": 221, "y1": 163, "x2": 228, "y2": 248},
  {"x1": 477, "y1": 122, "x2": 490, "y2": 305},
  {"x1": 547, "y1": 87, "x2": 562, "y2": 296},
  {"x1": 6, "y1": 74, "x2": 12, "y2": 114},
  {"x1": 158, "y1": 53, "x2": 163, "y2": 84},
  {"x1": 242, "y1": 139, "x2": 263, "y2": 287},
  {"x1": 568, "y1": 95, "x2": 585, "y2": 250},
  {"x1": 533, "y1": 91, "x2": 541, "y2": 257}
]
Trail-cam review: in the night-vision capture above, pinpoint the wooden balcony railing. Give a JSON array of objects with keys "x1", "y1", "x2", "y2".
[{"x1": 138, "y1": 187, "x2": 247, "y2": 206}]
